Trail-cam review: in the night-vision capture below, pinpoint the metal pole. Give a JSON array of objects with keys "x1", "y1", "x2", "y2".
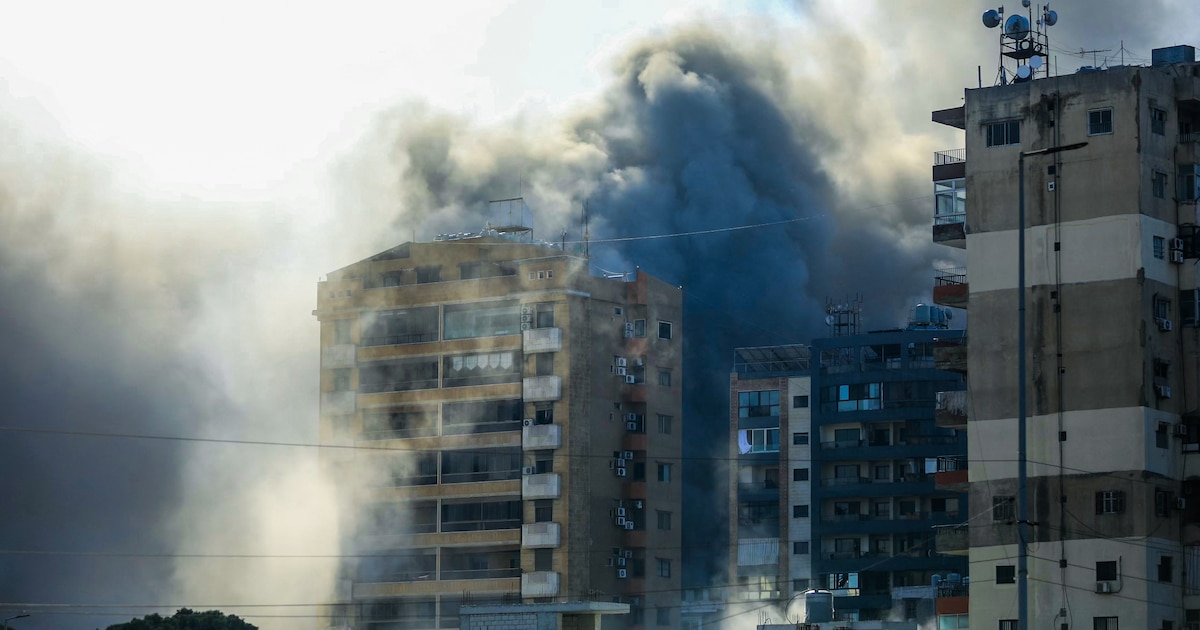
[{"x1": 1016, "y1": 142, "x2": 1085, "y2": 630}]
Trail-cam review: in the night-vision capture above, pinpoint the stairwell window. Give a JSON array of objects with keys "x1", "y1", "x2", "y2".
[
  {"x1": 992, "y1": 495, "x2": 1015, "y2": 522},
  {"x1": 1096, "y1": 490, "x2": 1126, "y2": 514},
  {"x1": 996, "y1": 564, "x2": 1015, "y2": 584},
  {"x1": 1152, "y1": 107, "x2": 1167, "y2": 135},
  {"x1": 986, "y1": 119, "x2": 1021, "y2": 146},
  {"x1": 1089, "y1": 108, "x2": 1114, "y2": 135}
]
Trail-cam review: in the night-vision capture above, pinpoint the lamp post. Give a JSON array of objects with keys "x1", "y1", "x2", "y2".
[
  {"x1": 2, "y1": 614, "x2": 29, "y2": 629},
  {"x1": 1016, "y1": 141, "x2": 1086, "y2": 630}
]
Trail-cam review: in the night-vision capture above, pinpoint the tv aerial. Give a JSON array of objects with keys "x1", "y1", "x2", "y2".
[{"x1": 982, "y1": 2, "x2": 1058, "y2": 85}]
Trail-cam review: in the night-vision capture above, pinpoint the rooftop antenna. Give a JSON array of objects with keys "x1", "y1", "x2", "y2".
[
  {"x1": 583, "y1": 198, "x2": 591, "y2": 258},
  {"x1": 824, "y1": 296, "x2": 863, "y2": 337},
  {"x1": 982, "y1": 1, "x2": 1058, "y2": 85}
]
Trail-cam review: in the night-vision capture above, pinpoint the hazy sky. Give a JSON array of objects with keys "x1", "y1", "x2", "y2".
[{"x1": 2, "y1": 2, "x2": 1198, "y2": 629}]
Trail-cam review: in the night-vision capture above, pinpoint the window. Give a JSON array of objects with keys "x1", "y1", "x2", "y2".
[
  {"x1": 993, "y1": 496, "x2": 1016, "y2": 522},
  {"x1": 1155, "y1": 296, "x2": 1172, "y2": 321},
  {"x1": 657, "y1": 558, "x2": 671, "y2": 577},
  {"x1": 633, "y1": 319, "x2": 646, "y2": 337},
  {"x1": 1159, "y1": 555, "x2": 1174, "y2": 583},
  {"x1": 443, "y1": 300, "x2": 520, "y2": 340},
  {"x1": 932, "y1": 497, "x2": 949, "y2": 513},
  {"x1": 415, "y1": 265, "x2": 441, "y2": 284},
  {"x1": 534, "y1": 303, "x2": 554, "y2": 328},
  {"x1": 986, "y1": 120, "x2": 1021, "y2": 146},
  {"x1": 999, "y1": 621, "x2": 1018, "y2": 630},
  {"x1": 1155, "y1": 236, "x2": 1167, "y2": 259},
  {"x1": 793, "y1": 541, "x2": 809, "y2": 555},
  {"x1": 658, "y1": 369, "x2": 672, "y2": 387},
  {"x1": 793, "y1": 395, "x2": 809, "y2": 408},
  {"x1": 821, "y1": 382, "x2": 882, "y2": 412},
  {"x1": 1154, "y1": 171, "x2": 1168, "y2": 199},
  {"x1": 996, "y1": 565, "x2": 1015, "y2": 584},
  {"x1": 1096, "y1": 560, "x2": 1118, "y2": 581},
  {"x1": 793, "y1": 432, "x2": 809, "y2": 445},
  {"x1": 535, "y1": 404, "x2": 554, "y2": 425},
  {"x1": 793, "y1": 468, "x2": 809, "y2": 482},
  {"x1": 332, "y1": 368, "x2": 352, "y2": 391},
  {"x1": 1156, "y1": 488, "x2": 1173, "y2": 516},
  {"x1": 1180, "y1": 164, "x2": 1200, "y2": 201},
  {"x1": 536, "y1": 353, "x2": 555, "y2": 376},
  {"x1": 1152, "y1": 106, "x2": 1167, "y2": 135},
  {"x1": 657, "y1": 510, "x2": 672, "y2": 530},
  {"x1": 739, "y1": 390, "x2": 780, "y2": 417},
  {"x1": 939, "y1": 613, "x2": 969, "y2": 629},
  {"x1": 1094, "y1": 617, "x2": 1118, "y2": 630},
  {"x1": 1096, "y1": 490, "x2": 1126, "y2": 514},
  {"x1": 333, "y1": 319, "x2": 351, "y2": 344},
  {"x1": 657, "y1": 414, "x2": 672, "y2": 434},
  {"x1": 534, "y1": 548, "x2": 553, "y2": 571},
  {"x1": 657, "y1": 608, "x2": 670, "y2": 626},
  {"x1": 363, "y1": 306, "x2": 440, "y2": 346},
  {"x1": 1183, "y1": 289, "x2": 1200, "y2": 327},
  {"x1": 738, "y1": 428, "x2": 780, "y2": 453},
  {"x1": 657, "y1": 463, "x2": 672, "y2": 482},
  {"x1": 874, "y1": 465, "x2": 890, "y2": 481},
  {"x1": 534, "y1": 450, "x2": 554, "y2": 474},
  {"x1": 1157, "y1": 425, "x2": 1170, "y2": 450},
  {"x1": 534, "y1": 500, "x2": 553, "y2": 523},
  {"x1": 793, "y1": 504, "x2": 810, "y2": 518},
  {"x1": 793, "y1": 578, "x2": 810, "y2": 591},
  {"x1": 658, "y1": 321, "x2": 673, "y2": 339},
  {"x1": 1089, "y1": 108, "x2": 1114, "y2": 135},
  {"x1": 935, "y1": 178, "x2": 967, "y2": 224},
  {"x1": 359, "y1": 357, "x2": 440, "y2": 393}
]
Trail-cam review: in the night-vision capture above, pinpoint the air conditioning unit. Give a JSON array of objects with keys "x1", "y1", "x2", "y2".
[
  {"x1": 624, "y1": 521, "x2": 635, "y2": 530},
  {"x1": 1096, "y1": 581, "x2": 1113, "y2": 594},
  {"x1": 617, "y1": 516, "x2": 626, "y2": 526},
  {"x1": 606, "y1": 558, "x2": 614, "y2": 567},
  {"x1": 635, "y1": 500, "x2": 643, "y2": 509},
  {"x1": 622, "y1": 450, "x2": 634, "y2": 460},
  {"x1": 1173, "y1": 250, "x2": 1186, "y2": 264},
  {"x1": 626, "y1": 413, "x2": 637, "y2": 422},
  {"x1": 521, "y1": 305, "x2": 532, "y2": 315},
  {"x1": 625, "y1": 375, "x2": 636, "y2": 384},
  {"x1": 1173, "y1": 238, "x2": 1185, "y2": 251},
  {"x1": 1157, "y1": 384, "x2": 1173, "y2": 399},
  {"x1": 522, "y1": 466, "x2": 537, "y2": 475},
  {"x1": 623, "y1": 323, "x2": 634, "y2": 338},
  {"x1": 523, "y1": 418, "x2": 534, "y2": 426},
  {"x1": 624, "y1": 550, "x2": 633, "y2": 558},
  {"x1": 616, "y1": 367, "x2": 627, "y2": 376},
  {"x1": 1176, "y1": 424, "x2": 1191, "y2": 437},
  {"x1": 1158, "y1": 318, "x2": 1174, "y2": 332},
  {"x1": 617, "y1": 508, "x2": 626, "y2": 517},
  {"x1": 617, "y1": 557, "x2": 627, "y2": 567},
  {"x1": 521, "y1": 322, "x2": 531, "y2": 330},
  {"x1": 609, "y1": 460, "x2": 616, "y2": 469},
  {"x1": 1177, "y1": 498, "x2": 1188, "y2": 510},
  {"x1": 521, "y1": 314, "x2": 532, "y2": 323},
  {"x1": 635, "y1": 357, "x2": 644, "y2": 366},
  {"x1": 627, "y1": 422, "x2": 639, "y2": 431},
  {"x1": 618, "y1": 569, "x2": 628, "y2": 579},
  {"x1": 617, "y1": 357, "x2": 628, "y2": 367},
  {"x1": 617, "y1": 468, "x2": 628, "y2": 477}
]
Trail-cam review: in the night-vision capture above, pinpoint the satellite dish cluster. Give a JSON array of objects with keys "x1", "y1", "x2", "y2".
[{"x1": 982, "y1": 1, "x2": 1058, "y2": 84}]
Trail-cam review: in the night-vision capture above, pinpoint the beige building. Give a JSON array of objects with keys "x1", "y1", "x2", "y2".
[
  {"x1": 931, "y1": 46, "x2": 1200, "y2": 630},
  {"x1": 314, "y1": 209, "x2": 683, "y2": 630}
]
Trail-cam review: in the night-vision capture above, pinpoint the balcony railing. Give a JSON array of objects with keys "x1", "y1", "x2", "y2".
[
  {"x1": 934, "y1": 148, "x2": 966, "y2": 164},
  {"x1": 935, "y1": 267, "x2": 967, "y2": 286},
  {"x1": 1181, "y1": 132, "x2": 1200, "y2": 144},
  {"x1": 439, "y1": 567, "x2": 521, "y2": 580},
  {"x1": 822, "y1": 476, "x2": 871, "y2": 487}
]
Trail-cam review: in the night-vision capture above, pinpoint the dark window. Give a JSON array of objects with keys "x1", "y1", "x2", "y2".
[
  {"x1": 633, "y1": 319, "x2": 646, "y2": 337},
  {"x1": 1156, "y1": 488, "x2": 1172, "y2": 517},
  {"x1": 1155, "y1": 296, "x2": 1172, "y2": 321},
  {"x1": 442, "y1": 399, "x2": 522, "y2": 435},
  {"x1": 441, "y1": 447, "x2": 522, "y2": 484},
  {"x1": 1154, "y1": 171, "x2": 1168, "y2": 199},
  {"x1": 359, "y1": 357, "x2": 439, "y2": 393},
  {"x1": 439, "y1": 499, "x2": 521, "y2": 532},
  {"x1": 1089, "y1": 108, "x2": 1114, "y2": 135},
  {"x1": 986, "y1": 120, "x2": 1021, "y2": 146},
  {"x1": 1096, "y1": 490, "x2": 1126, "y2": 514},
  {"x1": 657, "y1": 414, "x2": 672, "y2": 434},
  {"x1": 535, "y1": 303, "x2": 554, "y2": 328},
  {"x1": 1182, "y1": 289, "x2": 1199, "y2": 327},
  {"x1": 996, "y1": 565, "x2": 1015, "y2": 584},
  {"x1": 739, "y1": 390, "x2": 780, "y2": 417},
  {"x1": 1159, "y1": 555, "x2": 1173, "y2": 583},
  {"x1": 1094, "y1": 616, "x2": 1118, "y2": 630},
  {"x1": 999, "y1": 622, "x2": 1017, "y2": 630},
  {"x1": 658, "y1": 321, "x2": 673, "y2": 339},
  {"x1": 416, "y1": 266, "x2": 441, "y2": 283},
  {"x1": 793, "y1": 505, "x2": 809, "y2": 518},
  {"x1": 793, "y1": 395, "x2": 809, "y2": 408},
  {"x1": 657, "y1": 558, "x2": 671, "y2": 577},
  {"x1": 657, "y1": 463, "x2": 672, "y2": 482},
  {"x1": 535, "y1": 404, "x2": 553, "y2": 425},
  {"x1": 1154, "y1": 236, "x2": 1167, "y2": 259},
  {"x1": 657, "y1": 608, "x2": 670, "y2": 626},
  {"x1": 332, "y1": 368, "x2": 351, "y2": 391},
  {"x1": 932, "y1": 497, "x2": 949, "y2": 513},
  {"x1": 793, "y1": 541, "x2": 809, "y2": 555},
  {"x1": 793, "y1": 468, "x2": 809, "y2": 482},
  {"x1": 657, "y1": 510, "x2": 672, "y2": 530},
  {"x1": 534, "y1": 500, "x2": 553, "y2": 523},
  {"x1": 534, "y1": 450, "x2": 554, "y2": 474},
  {"x1": 362, "y1": 306, "x2": 440, "y2": 346},
  {"x1": 333, "y1": 319, "x2": 351, "y2": 344},
  {"x1": 658, "y1": 369, "x2": 672, "y2": 387},
  {"x1": 536, "y1": 353, "x2": 555, "y2": 377},
  {"x1": 1152, "y1": 107, "x2": 1167, "y2": 135},
  {"x1": 1157, "y1": 425, "x2": 1170, "y2": 449},
  {"x1": 793, "y1": 432, "x2": 809, "y2": 445},
  {"x1": 1096, "y1": 560, "x2": 1118, "y2": 581},
  {"x1": 534, "y1": 549, "x2": 553, "y2": 571},
  {"x1": 993, "y1": 496, "x2": 1016, "y2": 522}
]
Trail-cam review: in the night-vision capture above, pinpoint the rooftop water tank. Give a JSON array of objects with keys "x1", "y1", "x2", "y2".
[{"x1": 804, "y1": 589, "x2": 834, "y2": 623}]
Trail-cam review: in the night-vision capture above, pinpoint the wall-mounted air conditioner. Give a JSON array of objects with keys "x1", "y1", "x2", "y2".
[
  {"x1": 618, "y1": 569, "x2": 628, "y2": 579},
  {"x1": 616, "y1": 367, "x2": 627, "y2": 376},
  {"x1": 627, "y1": 422, "x2": 639, "y2": 431},
  {"x1": 523, "y1": 418, "x2": 534, "y2": 426},
  {"x1": 1176, "y1": 424, "x2": 1191, "y2": 437},
  {"x1": 1158, "y1": 318, "x2": 1174, "y2": 332},
  {"x1": 1096, "y1": 581, "x2": 1113, "y2": 594},
  {"x1": 635, "y1": 500, "x2": 643, "y2": 509},
  {"x1": 1157, "y1": 384, "x2": 1173, "y2": 398},
  {"x1": 1173, "y1": 250, "x2": 1186, "y2": 264},
  {"x1": 617, "y1": 357, "x2": 628, "y2": 367},
  {"x1": 1177, "y1": 498, "x2": 1188, "y2": 509},
  {"x1": 624, "y1": 521, "x2": 635, "y2": 530},
  {"x1": 625, "y1": 375, "x2": 636, "y2": 384},
  {"x1": 617, "y1": 508, "x2": 626, "y2": 517},
  {"x1": 622, "y1": 450, "x2": 634, "y2": 460},
  {"x1": 617, "y1": 468, "x2": 627, "y2": 477},
  {"x1": 617, "y1": 557, "x2": 626, "y2": 567},
  {"x1": 623, "y1": 550, "x2": 633, "y2": 558},
  {"x1": 1173, "y1": 237, "x2": 1185, "y2": 251},
  {"x1": 522, "y1": 466, "x2": 537, "y2": 475}
]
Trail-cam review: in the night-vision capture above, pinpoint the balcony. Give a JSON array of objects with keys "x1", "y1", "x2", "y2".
[
  {"x1": 934, "y1": 524, "x2": 969, "y2": 556},
  {"x1": 736, "y1": 538, "x2": 779, "y2": 566},
  {"x1": 522, "y1": 327, "x2": 562, "y2": 354},
  {"x1": 933, "y1": 149, "x2": 966, "y2": 180},
  {"x1": 737, "y1": 480, "x2": 780, "y2": 503},
  {"x1": 521, "y1": 571, "x2": 561, "y2": 597},
  {"x1": 523, "y1": 376, "x2": 562, "y2": 402},
  {"x1": 522, "y1": 472, "x2": 561, "y2": 499},
  {"x1": 935, "y1": 391, "x2": 968, "y2": 429},
  {"x1": 522, "y1": 424, "x2": 561, "y2": 450},
  {"x1": 522, "y1": 522, "x2": 561, "y2": 548},
  {"x1": 933, "y1": 267, "x2": 968, "y2": 310},
  {"x1": 933, "y1": 337, "x2": 967, "y2": 374}
]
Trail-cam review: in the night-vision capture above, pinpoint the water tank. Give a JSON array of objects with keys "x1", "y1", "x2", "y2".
[
  {"x1": 931, "y1": 574, "x2": 943, "y2": 588},
  {"x1": 947, "y1": 573, "x2": 963, "y2": 585},
  {"x1": 804, "y1": 589, "x2": 835, "y2": 623},
  {"x1": 912, "y1": 303, "x2": 931, "y2": 325}
]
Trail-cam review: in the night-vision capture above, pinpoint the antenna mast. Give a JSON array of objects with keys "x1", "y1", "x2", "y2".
[{"x1": 982, "y1": 1, "x2": 1058, "y2": 85}]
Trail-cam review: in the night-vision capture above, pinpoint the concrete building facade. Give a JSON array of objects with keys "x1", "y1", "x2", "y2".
[
  {"x1": 931, "y1": 46, "x2": 1200, "y2": 630},
  {"x1": 315, "y1": 219, "x2": 682, "y2": 630}
]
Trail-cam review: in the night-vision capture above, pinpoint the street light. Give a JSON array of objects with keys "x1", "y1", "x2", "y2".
[{"x1": 1016, "y1": 141, "x2": 1086, "y2": 630}]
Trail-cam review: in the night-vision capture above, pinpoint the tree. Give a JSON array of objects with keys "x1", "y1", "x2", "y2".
[{"x1": 102, "y1": 608, "x2": 257, "y2": 630}]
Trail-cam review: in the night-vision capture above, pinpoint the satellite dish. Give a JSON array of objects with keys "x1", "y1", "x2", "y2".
[
  {"x1": 1015, "y1": 65, "x2": 1033, "y2": 81},
  {"x1": 824, "y1": 315, "x2": 835, "y2": 326},
  {"x1": 1029, "y1": 55, "x2": 1044, "y2": 69},
  {"x1": 945, "y1": 310, "x2": 954, "y2": 321},
  {"x1": 1004, "y1": 14, "x2": 1031, "y2": 40},
  {"x1": 982, "y1": 9, "x2": 1002, "y2": 28},
  {"x1": 1043, "y1": 9, "x2": 1058, "y2": 26},
  {"x1": 1021, "y1": 0, "x2": 1031, "y2": 7}
]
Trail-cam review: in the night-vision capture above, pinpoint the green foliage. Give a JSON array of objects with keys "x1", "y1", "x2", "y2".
[{"x1": 103, "y1": 608, "x2": 257, "y2": 630}]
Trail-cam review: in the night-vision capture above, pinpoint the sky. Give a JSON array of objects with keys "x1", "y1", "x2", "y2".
[{"x1": 1, "y1": 1, "x2": 1198, "y2": 629}]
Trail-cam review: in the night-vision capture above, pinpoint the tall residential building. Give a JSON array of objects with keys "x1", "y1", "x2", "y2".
[
  {"x1": 314, "y1": 202, "x2": 683, "y2": 630},
  {"x1": 931, "y1": 44, "x2": 1200, "y2": 630},
  {"x1": 728, "y1": 315, "x2": 967, "y2": 624}
]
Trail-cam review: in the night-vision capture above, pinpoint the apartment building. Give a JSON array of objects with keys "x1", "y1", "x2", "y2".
[
  {"x1": 728, "y1": 316, "x2": 967, "y2": 624},
  {"x1": 314, "y1": 202, "x2": 683, "y2": 630},
  {"x1": 931, "y1": 44, "x2": 1200, "y2": 630}
]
